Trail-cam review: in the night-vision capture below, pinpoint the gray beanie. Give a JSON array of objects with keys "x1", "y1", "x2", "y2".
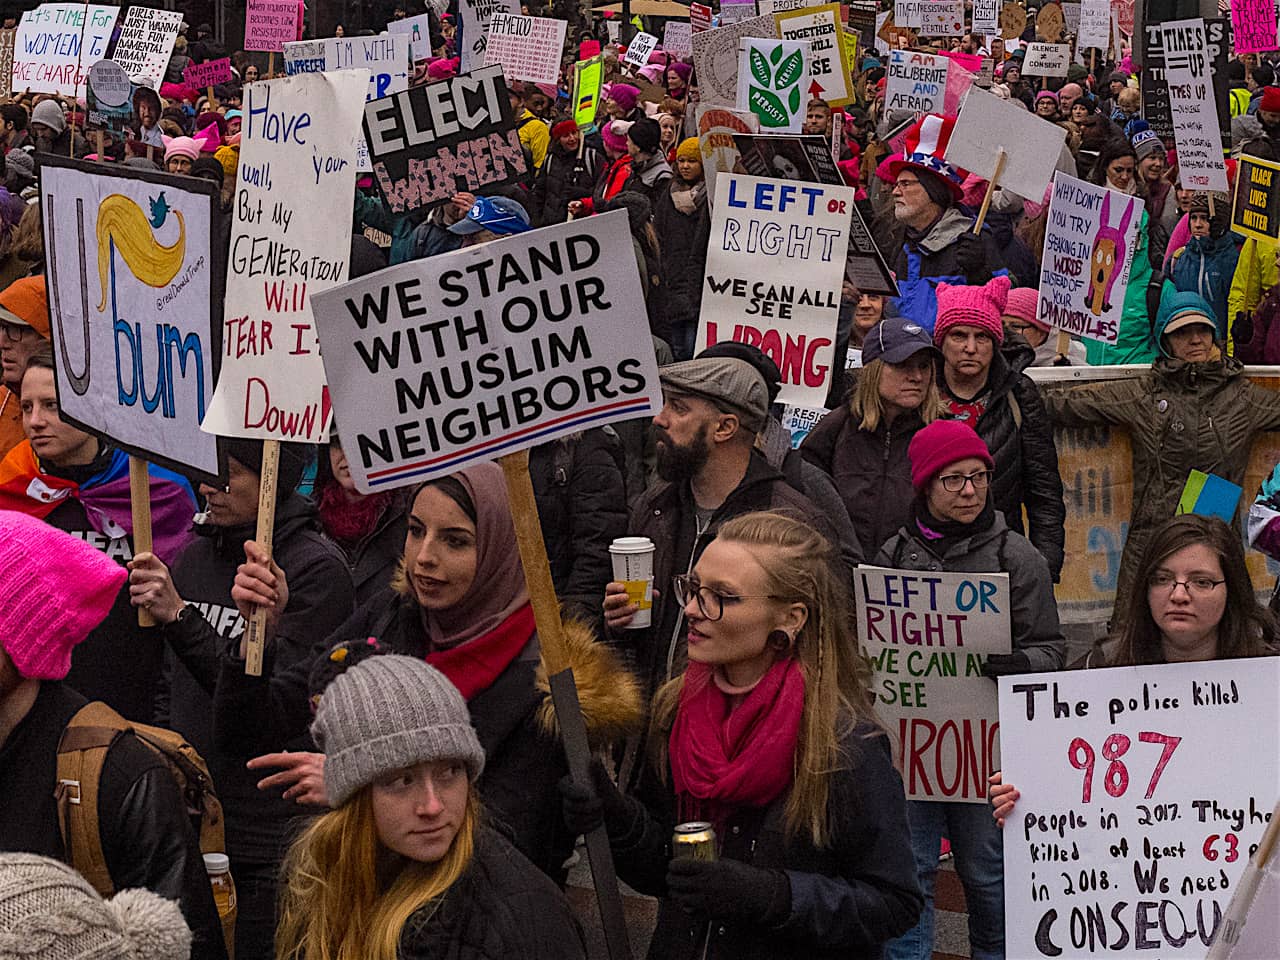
[
  {"x1": 0, "y1": 853, "x2": 191, "y2": 960},
  {"x1": 312, "y1": 654, "x2": 485, "y2": 807},
  {"x1": 30, "y1": 100, "x2": 66, "y2": 136},
  {"x1": 4, "y1": 149, "x2": 33, "y2": 180}
]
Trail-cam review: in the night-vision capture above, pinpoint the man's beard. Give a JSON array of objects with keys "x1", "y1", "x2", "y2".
[{"x1": 654, "y1": 423, "x2": 712, "y2": 482}]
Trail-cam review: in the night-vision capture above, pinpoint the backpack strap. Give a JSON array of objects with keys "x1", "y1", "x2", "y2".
[
  {"x1": 1006, "y1": 389, "x2": 1022, "y2": 431},
  {"x1": 56, "y1": 702, "x2": 128, "y2": 898}
]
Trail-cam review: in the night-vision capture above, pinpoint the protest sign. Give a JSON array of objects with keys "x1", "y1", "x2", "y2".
[
  {"x1": 183, "y1": 57, "x2": 232, "y2": 89},
  {"x1": 202, "y1": 72, "x2": 368, "y2": 444},
  {"x1": 1022, "y1": 41, "x2": 1070, "y2": 75},
  {"x1": 886, "y1": 48, "x2": 948, "y2": 113},
  {"x1": 856, "y1": 566, "x2": 1011, "y2": 803},
  {"x1": 693, "y1": 15, "x2": 780, "y2": 106},
  {"x1": 86, "y1": 59, "x2": 133, "y2": 132},
  {"x1": 484, "y1": 13, "x2": 566, "y2": 85},
  {"x1": 664, "y1": 21, "x2": 693, "y2": 56},
  {"x1": 690, "y1": 2, "x2": 713, "y2": 32},
  {"x1": 1231, "y1": 155, "x2": 1280, "y2": 243},
  {"x1": 1078, "y1": 0, "x2": 1113, "y2": 49},
  {"x1": 946, "y1": 87, "x2": 1066, "y2": 201},
  {"x1": 1062, "y1": 2, "x2": 1081, "y2": 34},
  {"x1": 731, "y1": 133, "x2": 843, "y2": 184},
  {"x1": 14, "y1": 3, "x2": 120, "y2": 98},
  {"x1": 846, "y1": 205, "x2": 900, "y2": 297},
  {"x1": 896, "y1": 0, "x2": 924, "y2": 29},
  {"x1": 999, "y1": 658, "x2": 1280, "y2": 959},
  {"x1": 758, "y1": 0, "x2": 808, "y2": 13},
  {"x1": 572, "y1": 56, "x2": 602, "y2": 128},
  {"x1": 1036, "y1": 1, "x2": 1066, "y2": 39},
  {"x1": 973, "y1": 0, "x2": 1001, "y2": 34},
  {"x1": 697, "y1": 173, "x2": 852, "y2": 407},
  {"x1": 848, "y1": 0, "x2": 880, "y2": 45},
  {"x1": 386, "y1": 13, "x2": 434, "y2": 61},
  {"x1": 721, "y1": 0, "x2": 758, "y2": 24},
  {"x1": 282, "y1": 39, "x2": 326, "y2": 74},
  {"x1": 774, "y1": 4, "x2": 854, "y2": 106},
  {"x1": 737, "y1": 38, "x2": 809, "y2": 132},
  {"x1": 244, "y1": 0, "x2": 300, "y2": 53},
  {"x1": 1037, "y1": 173, "x2": 1141, "y2": 345},
  {"x1": 1114, "y1": 0, "x2": 1135, "y2": 34},
  {"x1": 308, "y1": 211, "x2": 662, "y2": 492},
  {"x1": 109, "y1": 6, "x2": 181, "y2": 88},
  {"x1": 1141, "y1": 16, "x2": 1229, "y2": 149},
  {"x1": 458, "y1": 0, "x2": 519, "y2": 73},
  {"x1": 0, "y1": 28, "x2": 13, "y2": 100},
  {"x1": 624, "y1": 31, "x2": 659, "y2": 67},
  {"x1": 362, "y1": 65, "x2": 525, "y2": 215},
  {"x1": 1229, "y1": 0, "x2": 1276, "y2": 55},
  {"x1": 1161, "y1": 18, "x2": 1228, "y2": 193},
  {"x1": 695, "y1": 103, "x2": 758, "y2": 196},
  {"x1": 919, "y1": 0, "x2": 966, "y2": 36},
  {"x1": 1207, "y1": 803, "x2": 1280, "y2": 960},
  {"x1": 40, "y1": 157, "x2": 222, "y2": 478},
  {"x1": 1000, "y1": 1, "x2": 1028, "y2": 37}
]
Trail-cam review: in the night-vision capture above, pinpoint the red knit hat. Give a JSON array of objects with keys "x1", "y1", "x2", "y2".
[
  {"x1": 1259, "y1": 85, "x2": 1280, "y2": 114},
  {"x1": 1003, "y1": 286, "x2": 1049, "y2": 332},
  {"x1": 908, "y1": 419, "x2": 995, "y2": 492},
  {"x1": 934, "y1": 275, "x2": 1012, "y2": 345},
  {"x1": 551, "y1": 119, "x2": 578, "y2": 140}
]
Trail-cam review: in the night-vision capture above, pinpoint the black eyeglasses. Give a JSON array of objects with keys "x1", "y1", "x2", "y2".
[
  {"x1": 672, "y1": 574, "x2": 781, "y2": 622},
  {"x1": 1147, "y1": 572, "x2": 1226, "y2": 596},
  {"x1": 0, "y1": 323, "x2": 30, "y2": 342},
  {"x1": 938, "y1": 470, "x2": 993, "y2": 493}
]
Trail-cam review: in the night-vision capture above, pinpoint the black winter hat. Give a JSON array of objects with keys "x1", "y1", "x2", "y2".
[
  {"x1": 628, "y1": 117, "x2": 662, "y2": 154},
  {"x1": 223, "y1": 438, "x2": 309, "y2": 502}
]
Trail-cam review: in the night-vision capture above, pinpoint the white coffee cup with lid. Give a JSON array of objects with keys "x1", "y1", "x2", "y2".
[{"x1": 609, "y1": 536, "x2": 656, "y2": 629}]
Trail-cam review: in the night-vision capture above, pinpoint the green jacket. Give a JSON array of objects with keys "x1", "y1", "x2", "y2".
[{"x1": 1084, "y1": 210, "x2": 1157, "y2": 366}]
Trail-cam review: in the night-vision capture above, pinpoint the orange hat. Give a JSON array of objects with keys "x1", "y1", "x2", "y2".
[{"x1": 0, "y1": 277, "x2": 49, "y2": 339}]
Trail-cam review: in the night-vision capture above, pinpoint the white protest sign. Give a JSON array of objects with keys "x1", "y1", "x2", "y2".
[
  {"x1": 696, "y1": 174, "x2": 851, "y2": 407},
  {"x1": 40, "y1": 159, "x2": 220, "y2": 477},
  {"x1": 896, "y1": 0, "x2": 924, "y2": 28},
  {"x1": 14, "y1": 3, "x2": 120, "y2": 98},
  {"x1": 774, "y1": 4, "x2": 854, "y2": 107},
  {"x1": 484, "y1": 13, "x2": 567, "y2": 85},
  {"x1": 1062, "y1": 2, "x2": 1081, "y2": 35},
  {"x1": 624, "y1": 31, "x2": 660, "y2": 67},
  {"x1": 458, "y1": 0, "x2": 519, "y2": 73},
  {"x1": 202, "y1": 72, "x2": 368, "y2": 444},
  {"x1": 973, "y1": 0, "x2": 1001, "y2": 34},
  {"x1": 109, "y1": 6, "x2": 181, "y2": 88},
  {"x1": 919, "y1": 0, "x2": 966, "y2": 36},
  {"x1": 720, "y1": 0, "x2": 758, "y2": 24},
  {"x1": 758, "y1": 0, "x2": 809, "y2": 13},
  {"x1": 737, "y1": 38, "x2": 810, "y2": 132},
  {"x1": 856, "y1": 566, "x2": 1011, "y2": 803},
  {"x1": 1161, "y1": 18, "x2": 1229, "y2": 193},
  {"x1": 282, "y1": 38, "x2": 326, "y2": 74},
  {"x1": 999, "y1": 658, "x2": 1280, "y2": 959},
  {"x1": 696, "y1": 103, "x2": 759, "y2": 197},
  {"x1": 886, "y1": 48, "x2": 948, "y2": 113},
  {"x1": 1037, "y1": 173, "x2": 1141, "y2": 345},
  {"x1": 1023, "y1": 40, "x2": 1070, "y2": 75},
  {"x1": 1208, "y1": 814, "x2": 1280, "y2": 960},
  {"x1": 946, "y1": 87, "x2": 1066, "y2": 200},
  {"x1": 386, "y1": 12, "x2": 434, "y2": 61},
  {"x1": 664, "y1": 21, "x2": 693, "y2": 56},
  {"x1": 693, "y1": 14, "x2": 781, "y2": 107},
  {"x1": 1078, "y1": 0, "x2": 1112, "y2": 49},
  {"x1": 309, "y1": 211, "x2": 662, "y2": 493}
]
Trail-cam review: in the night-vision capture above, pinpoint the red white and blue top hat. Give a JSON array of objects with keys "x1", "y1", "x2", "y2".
[{"x1": 886, "y1": 113, "x2": 968, "y2": 201}]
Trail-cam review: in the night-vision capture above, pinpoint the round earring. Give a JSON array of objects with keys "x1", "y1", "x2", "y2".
[{"x1": 767, "y1": 629, "x2": 792, "y2": 652}]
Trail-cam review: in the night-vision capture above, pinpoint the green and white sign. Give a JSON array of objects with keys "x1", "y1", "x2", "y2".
[{"x1": 736, "y1": 37, "x2": 810, "y2": 132}]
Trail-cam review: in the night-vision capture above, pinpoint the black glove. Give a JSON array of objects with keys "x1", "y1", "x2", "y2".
[
  {"x1": 981, "y1": 651, "x2": 1032, "y2": 679},
  {"x1": 1233, "y1": 311, "x2": 1254, "y2": 349},
  {"x1": 953, "y1": 232, "x2": 988, "y2": 285},
  {"x1": 558, "y1": 759, "x2": 632, "y2": 837},
  {"x1": 665, "y1": 857, "x2": 792, "y2": 925}
]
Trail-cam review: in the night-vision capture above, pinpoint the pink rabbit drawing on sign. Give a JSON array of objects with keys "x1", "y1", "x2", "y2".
[{"x1": 1084, "y1": 190, "x2": 1135, "y2": 317}]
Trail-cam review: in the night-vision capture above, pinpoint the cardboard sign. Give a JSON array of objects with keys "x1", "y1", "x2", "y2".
[
  {"x1": 1036, "y1": 1, "x2": 1066, "y2": 39},
  {"x1": 856, "y1": 566, "x2": 1011, "y2": 803},
  {"x1": 973, "y1": 0, "x2": 1001, "y2": 35},
  {"x1": 697, "y1": 173, "x2": 853, "y2": 407},
  {"x1": 696, "y1": 103, "x2": 759, "y2": 197},
  {"x1": 202, "y1": 72, "x2": 368, "y2": 444},
  {"x1": 14, "y1": 3, "x2": 120, "y2": 98},
  {"x1": 624, "y1": 31, "x2": 659, "y2": 67},
  {"x1": 999, "y1": 658, "x2": 1280, "y2": 959},
  {"x1": 1022, "y1": 41, "x2": 1070, "y2": 75},
  {"x1": 693, "y1": 15, "x2": 781, "y2": 107},
  {"x1": 1161, "y1": 18, "x2": 1228, "y2": 193},
  {"x1": 1078, "y1": 0, "x2": 1113, "y2": 49},
  {"x1": 484, "y1": 13, "x2": 567, "y2": 85},
  {"x1": 386, "y1": 12, "x2": 434, "y2": 61},
  {"x1": 0, "y1": 28, "x2": 14, "y2": 100},
  {"x1": 946, "y1": 87, "x2": 1067, "y2": 201},
  {"x1": 1038, "y1": 173, "x2": 1142, "y2": 345},
  {"x1": 1231, "y1": 155, "x2": 1280, "y2": 243},
  {"x1": 774, "y1": 4, "x2": 854, "y2": 107},
  {"x1": 1229, "y1": 0, "x2": 1277, "y2": 55},
  {"x1": 363, "y1": 65, "x2": 525, "y2": 215},
  {"x1": 572, "y1": 56, "x2": 603, "y2": 129},
  {"x1": 664, "y1": 21, "x2": 693, "y2": 56},
  {"x1": 737, "y1": 38, "x2": 810, "y2": 132},
  {"x1": 40, "y1": 158, "x2": 222, "y2": 478},
  {"x1": 721, "y1": 0, "x2": 759, "y2": 24},
  {"x1": 691, "y1": 2, "x2": 713, "y2": 32},
  {"x1": 731, "y1": 133, "x2": 844, "y2": 184},
  {"x1": 1000, "y1": 1, "x2": 1027, "y2": 38},
  {"x1": 458, "y1": 0, "x2": 519, "y2": 73},
  {"x1": 308, "y1": 211, "x2": 663, "y2": 493},
  {"x1": 110, "y1": 6, "x2": 182, "y2": 88},
  {"x1": 886, "y1": 48, "x2": 948, "y2": 113},
  {"x1": 244, "y1": 0, "x2": 300, "y2": 53},
  {"x1": 86, "y1": 59, "x2": 134, "y2": 132},
  {"x1": 919, "y1": 0, "x2": 966, "y2": 36},
  {"x1": 1141, "y1": 17, "x2": 1230, "y2": 150},
  {"x1": 183, "y1": 57, "x2": 233, "y2": 89}
]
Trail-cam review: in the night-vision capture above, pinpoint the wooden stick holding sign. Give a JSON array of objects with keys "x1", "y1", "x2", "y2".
[
  {"x1": 498, "y1": 449, "x2": 634, "y2": 960},
  {"x1": 128, "y1": 456, "x2": 156, "y2": 628},
  {"x1": 267, "y1": 52, "x2": 276, "y2": 78},
  {"x1": 242, "y1": 439, "x2": 280, "y2": 676},
  {"x1": 973, "y1": 149, "x2": 1007, "y2": 234}
]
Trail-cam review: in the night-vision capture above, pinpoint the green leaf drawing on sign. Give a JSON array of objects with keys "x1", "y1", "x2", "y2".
[
  {"x1": 775, "y1": 48, "x2": 804, "y2": 90},
  {"x1": 770, "y1": 43, "x2": 783, "y2": 65},
  {"x1": 789, "y1": 85, "x2": 801, "y2": 113},
  {"x1": 750, "y1": 46, "x2": 771, "y2": 88},
  {"x1": 749, "y1": 86, "x2": 788, "y2": 127}
]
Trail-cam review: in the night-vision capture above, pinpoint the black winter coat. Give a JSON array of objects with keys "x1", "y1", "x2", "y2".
[
  {"x1": 529, "y1": 141, "x2": 602, "y2": 226},
  {"x1": 607, "y1": 723, "x2": 922, "y2": 959},
  {"x1": 652, "y1": 181, "x2": 711, "y2": 333},
  {"x1": 399, "y1": 826, "x2": 587, "y2": 959},
  {"x1": 0, "y1": 682, "x2": 227, "y2": 960},
  {"x1": 944, "y1": 343, "x2": 1066, "y2": 579}
]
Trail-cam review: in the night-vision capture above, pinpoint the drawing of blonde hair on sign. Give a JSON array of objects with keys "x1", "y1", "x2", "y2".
[{"x1": 96, "y1": 193, "x2": 186, "y2": 312}]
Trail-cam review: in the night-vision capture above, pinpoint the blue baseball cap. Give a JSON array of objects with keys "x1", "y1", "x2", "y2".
[
  {"x1": 448, "y1": 196, "x2": 532, "y2": 236},
  {"x1": 862, "y1": 316, "x2": 941, "y2": 366}
]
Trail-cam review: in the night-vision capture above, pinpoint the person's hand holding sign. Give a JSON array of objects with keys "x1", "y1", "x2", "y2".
[
  {"x1": 127, "y1": 552, "x2": 186, "y2": 624},
  {"x1": 231, "y1": 539, "x2": 289, "y2": 657}
]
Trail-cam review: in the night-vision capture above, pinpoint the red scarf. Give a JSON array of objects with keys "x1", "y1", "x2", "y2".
[
  {"x1": 669, "y1": 658, "x2": 805, "y2": 828},
  {"x1": 426, "y1": 603, "x2": 536, "y2": 701},
  {"x1": 317, "y1": 481, "x2": 392, "y2": 545}
]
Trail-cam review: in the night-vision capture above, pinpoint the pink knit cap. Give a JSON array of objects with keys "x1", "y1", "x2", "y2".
[
  {"x1": 908, "y1": 419, "x2": 995, "y2": 492},
  {"x1": 1004, "y1": 286, "x2": 1050, "y2": 332},
  {"x1": 162, "y1": 135, "x2": 204, "y2": 163},
  {"x1": 934, "y1": 275, "x2": 1012, "y2": 345},
  {"x1": 0, "y1": 511, "x2": 127, "y2": 680},
  {"x1": 602, "y1": 119, "x2": 633, "y2": 154}
]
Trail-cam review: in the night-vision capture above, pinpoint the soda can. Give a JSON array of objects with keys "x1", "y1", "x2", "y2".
[{"x1": 672, "y1": 821, "x2": 718, "y2": 861}]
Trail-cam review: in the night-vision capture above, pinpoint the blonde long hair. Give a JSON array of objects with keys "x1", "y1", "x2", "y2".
[
  {"x1": 849, "y1": 357, "x2": 946, "y2": 433},
  {"x1": 275, "y1": 787, "x2": 479, "y2": 960},
  {"x1": 651, "y1": 512, "x2": 878, "y2": 850}
]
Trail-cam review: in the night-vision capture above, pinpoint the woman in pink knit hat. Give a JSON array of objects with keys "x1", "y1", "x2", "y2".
[
  {"x1": 1000, "y1": 286, "x2": 1088, "y2": 367},
  {"x1": 933, "y1": 277, "x2": 1066, "y2": 581}
]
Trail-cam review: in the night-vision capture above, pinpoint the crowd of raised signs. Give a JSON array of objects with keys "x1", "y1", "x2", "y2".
[{"x1": 0, "y1": 2, "x2": 1279, "y2": 960}]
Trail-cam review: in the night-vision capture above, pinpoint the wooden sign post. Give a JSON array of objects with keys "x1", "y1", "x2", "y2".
[
  {"x1": 128, "y1": 456, "x2": 155, "y2": 627},
  {"x1": 242, "y1": 439, "x2": 279, "y2": 676},
  {"x1": 973, "y1": 148, "x2": 1007, "y2": 233}
]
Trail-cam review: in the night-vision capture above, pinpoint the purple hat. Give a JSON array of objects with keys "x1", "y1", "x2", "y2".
[{"x1": 608, "y1": 83, "x2": 640, "y2": 113}]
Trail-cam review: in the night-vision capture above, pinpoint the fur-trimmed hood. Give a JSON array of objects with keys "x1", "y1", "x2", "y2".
[{"x1": 535, "y1": 618, "x2": 644, "y2": 748}]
